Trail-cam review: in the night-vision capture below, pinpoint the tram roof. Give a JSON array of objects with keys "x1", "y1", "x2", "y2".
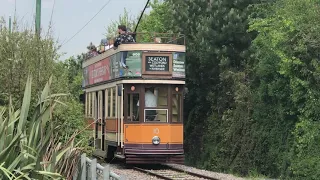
[
  {"x1": 83, "y1": 43, "x2": 185, "y2": 68},
  {"x1": 83, "y1": 32, "x2": 185, "y2": 68},
  {"x1": 82, "y1": 33, "x2": 186, "y2": 88}
]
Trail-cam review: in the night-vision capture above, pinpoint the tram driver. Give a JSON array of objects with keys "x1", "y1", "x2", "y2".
[{"x1": 136, "y1": 88, "x2": 158, "y2": 121}]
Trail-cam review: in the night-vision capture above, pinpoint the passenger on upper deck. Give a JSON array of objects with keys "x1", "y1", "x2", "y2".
[
  {"x1": 113, "y1": 25, "x2": 135, "y2": 48},
  {"x1": 113, "y1": 25, "x2": 135, "y2": 69},
  {"x1": 86, "y1": 42, "x2": 100, "y2": 60}
]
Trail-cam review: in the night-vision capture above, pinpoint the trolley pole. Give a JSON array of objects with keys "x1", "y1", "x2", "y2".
[{"x1": 35, "y1": 0, "x2": 41, "y2": 36}]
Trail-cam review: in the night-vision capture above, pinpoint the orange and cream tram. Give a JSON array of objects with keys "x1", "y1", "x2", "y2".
[{"x1": 82, "y1": 33, "x2": 186, "y2": 164}]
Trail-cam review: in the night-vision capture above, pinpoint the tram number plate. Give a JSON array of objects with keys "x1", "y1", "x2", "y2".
[{"x1": 145, "y1": 55, "x2": 169, "y2": 72}]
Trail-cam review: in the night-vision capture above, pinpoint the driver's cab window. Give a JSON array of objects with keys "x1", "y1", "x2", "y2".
[
  {"x1": 139, "y1": 86, "x2": 168, "y2": 122},
  {"x1": 127, "y1": 93, "x2": 139, "y2": 121}
]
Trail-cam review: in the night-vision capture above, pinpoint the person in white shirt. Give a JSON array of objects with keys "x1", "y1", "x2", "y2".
[
  {"x1": 136, "y1": 88, "x2": 158, "y2": 121},
  {"x1": 137, "y1": 89, "x2": 157, "y2": 107}
]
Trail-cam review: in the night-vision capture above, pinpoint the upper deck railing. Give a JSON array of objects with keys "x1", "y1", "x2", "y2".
[
  {"x1": 84, "y1": 32, "x2": 185, "y2": 61},
  {"x1": 128, "y1": 32, "x2": 185, "y2": 45}
]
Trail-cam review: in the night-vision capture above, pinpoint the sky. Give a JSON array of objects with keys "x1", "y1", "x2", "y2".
[{"x1": 0, "y1": 0, "x2": 148, "y2": 60}]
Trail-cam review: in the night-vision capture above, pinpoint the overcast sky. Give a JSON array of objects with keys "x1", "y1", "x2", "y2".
[{"x1": 1, "y1": 0, "x2": 148, "y2": 60}]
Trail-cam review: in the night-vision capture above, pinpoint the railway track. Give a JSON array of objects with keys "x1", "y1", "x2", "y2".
[{"x1": 133, "y1": 165, "x2": 219, "y2": 180}]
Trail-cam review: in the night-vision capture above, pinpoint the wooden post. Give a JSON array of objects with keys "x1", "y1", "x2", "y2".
[
  {"x1": 91, "y1": 158, "x2": 97, "y2": 180},
  {"x1": 81, "y1": 154, "x2": 86, "y2": 180},
  {"x1": 103, "y1": 165, "x2": 110, "y2": 180}
]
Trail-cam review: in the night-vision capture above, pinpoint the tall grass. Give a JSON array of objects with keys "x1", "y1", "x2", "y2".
[{"x1": 0, "y1": 75, "x2": 83, "y2": 180}]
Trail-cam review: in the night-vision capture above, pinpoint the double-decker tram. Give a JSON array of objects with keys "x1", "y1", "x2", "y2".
[{"x1": 82, "y1": 33, "x2": 186, "y2": 164}]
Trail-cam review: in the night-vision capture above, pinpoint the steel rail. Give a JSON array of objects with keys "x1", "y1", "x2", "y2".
[
  {"x1": 133, "y1": 167, "x2": 173, "y2": 180},
  {"x1": 165, "y1": 165, "x2": 219, "y2": 180},
  {"x1": 133, "y1": 166, "x2": 219, "y2": 180}
]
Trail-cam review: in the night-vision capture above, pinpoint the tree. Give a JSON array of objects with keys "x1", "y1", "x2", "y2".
[
  {"x1": 101, "y1": 0, "x2": 320, "y2": 178},
  {"x1": 166, "y1": 1, "x2": 259, "y2": 174},
  {"x1": 0, "y1": 16, "x2": 90, "y2": 156},
  {"x1": 136, "y1": 0, "x2": 174, "y2": 42},
  {"x1": 105, "y1": 8, "x2": 137, "y2": 40},
  {"x1": 0, "y1": 18, "x2": 59, "y2": 108},
  {"x1": 251, "y1": 0, "x2": 320, "y2": 179}
]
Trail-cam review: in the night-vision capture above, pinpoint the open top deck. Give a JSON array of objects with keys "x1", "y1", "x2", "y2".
[{"x1": 82, "y1": 33, "x2": 186, "y2": 88}]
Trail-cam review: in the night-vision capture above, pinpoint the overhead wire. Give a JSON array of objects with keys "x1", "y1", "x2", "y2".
[
  {"x1": 47, "y1": 0, "x2": 56, "y2": 36},
  {"x1": 49, "y1": 0, "x2": 56, "y2": 28},
  {"x1": 30, "y1": 1, "x2": 35, "y2": 30},
  {"x1": 14, "y1": 0, "x2": 17, "y2": 19},
  {"x1": 60, "y1": 0, "x2": 112, "y2": 48}
]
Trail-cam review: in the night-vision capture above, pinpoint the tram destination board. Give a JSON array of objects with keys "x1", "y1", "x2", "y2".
[{"x1": 145, "y1": 55, "x2": 169, "y2": 72}]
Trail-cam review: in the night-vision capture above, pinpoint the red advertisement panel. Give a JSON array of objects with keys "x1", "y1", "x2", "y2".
[{"x1": 88, "y1": 57, "x2": 111, "y2": 85}]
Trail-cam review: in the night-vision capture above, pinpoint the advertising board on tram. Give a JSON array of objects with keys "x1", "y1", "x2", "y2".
[{"x1": 83, "y1": 51, "x2": 186, "y2": 87}]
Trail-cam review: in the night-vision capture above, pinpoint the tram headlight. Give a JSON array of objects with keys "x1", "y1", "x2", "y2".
[{"x1": 152, "y1": 136, "x2": 160, "y2": 145}]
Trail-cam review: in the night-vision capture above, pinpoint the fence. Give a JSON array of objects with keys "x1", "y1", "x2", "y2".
[{"x1": 73, "y1": 153, "x2": 123, "y2": 180}]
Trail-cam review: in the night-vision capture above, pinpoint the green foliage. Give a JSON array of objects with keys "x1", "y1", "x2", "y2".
[
  {"x1": 105, "y1": 8, "x2": 137, "y2": 39},
  {"x1": 136, "y1": 0, "x2": 174, "y2": 42},
  {"x1": 290, "y1": 120, "x2": 320, "y2": 179},
  {"x1": 62, "y1": 55, "x2": 84, "y2": 99},
  {"x1": 0, "y1": 18, "x2": 59, "y2": 112},
  {"x1": 54, "y1": 98, "x2": 90, "y2": 148},
  {"x1": 137, "y1": 0, "x2": 172, "y2": 33},
  {"x1": 166, "y1": 0, "x2": 259, "y2": 174},
  {"x1": 101, "y1": 0, "x2": 320, "y2": 178},
  {"x1": 0, "y1": 75, "x2": 82, "y2": 179},
  {"x1": 0, "y1": 17, "x2": 89, "y2": 178},
  {"x1": 53, "y1": 55, "x2": 90, "y2": 153},
  {"x1": 162, "y1": 0, "x2": 320, "y2": 179},
  {"x1": 248, "y1": 0, "x2": 320, "y2": 178},
  {"x1": 105, "y1": 1, "x2": 175, "y2": 43}
]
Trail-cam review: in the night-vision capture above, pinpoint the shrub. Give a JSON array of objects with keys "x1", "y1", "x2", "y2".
[{"x1": 0, "y1": 75, "x2": 82, "y2": 179}]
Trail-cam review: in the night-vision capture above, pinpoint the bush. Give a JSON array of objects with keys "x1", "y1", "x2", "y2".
[
  {"x1": 53, "y1": 97, "x2": 92, "y2": 153},
  {"x1": 0, "y1": 75, "x2": 82, "y2": 179},
  {"x1": 289, "y1": 120, "x2": 320, "y2": 180}
]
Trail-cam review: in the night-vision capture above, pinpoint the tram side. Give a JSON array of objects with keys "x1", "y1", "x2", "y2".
[{"x1": 82, "y1": 41, "x2": 186, "y2": 164}]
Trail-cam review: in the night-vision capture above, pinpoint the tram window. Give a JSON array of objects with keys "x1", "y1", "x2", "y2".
[
  {"x1": 98, "y1": 91, "x2": 102, "y2": 119},
  {"x1": 91, "y1": 92, "x2": 96, "y2": 118},
  {"x1": 140, "y1": 87, "x2": 168, "y2": 108},
  {"x1": 107, "y1": 89, "x2": 111, "y2": 118},
  {"x1": 141, "y1": 87, "x2": 168, "y2": 122},
  {"x1": 127, "y1": 94, "x2": 139, "y2": 121},
  {"x1": 156, "y1": 87, "x2": 168, "y2": 107},
  {"x1": 102, "y1": 90, "x2": 105, "y2": 118},
  {"x1": 89, "y1": 92, "x2": 93, "y2": 117},
  {"x1": 85, "y1": 92, "x2": 89, "y2": 117},
  {"x1": 144, "y1": 109, "x2": 168, "y2": 122},
  {"x1": 172, "y1": 94, "x2": 182, "y2": 122},
  {"x1": 105, "y1": 89, "x2": 109, "y2": 118},
  {"x1": 112, "y1": 87, "x2": 116, "y2": 117}
]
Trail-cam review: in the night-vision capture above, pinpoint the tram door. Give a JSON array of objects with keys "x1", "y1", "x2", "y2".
[
  {"x1": 93, "y1": 92, "x2": 98, "y2": 148},
  {"x1": 96, "y1": 91, "x2": 104, "y2": 150},
  {"x1": 100, "y1": 90, "x2": 105, "y2": 151}
]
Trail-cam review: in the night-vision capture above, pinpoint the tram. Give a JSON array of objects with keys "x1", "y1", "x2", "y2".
[{"x1": 82, "y1": 33, "x2": 186, "y2": 164}]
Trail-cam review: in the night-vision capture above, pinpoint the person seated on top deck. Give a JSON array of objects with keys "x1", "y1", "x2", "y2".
[
  {"x1": 86, "y1": 42, "x2": 101, "y2": 60},
  {"x1": 135, "y1": 88, "x2": 158, "y2": 121},
  {"x1": 113, "y1": 25, "x2": 135, "y2": 69}
]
